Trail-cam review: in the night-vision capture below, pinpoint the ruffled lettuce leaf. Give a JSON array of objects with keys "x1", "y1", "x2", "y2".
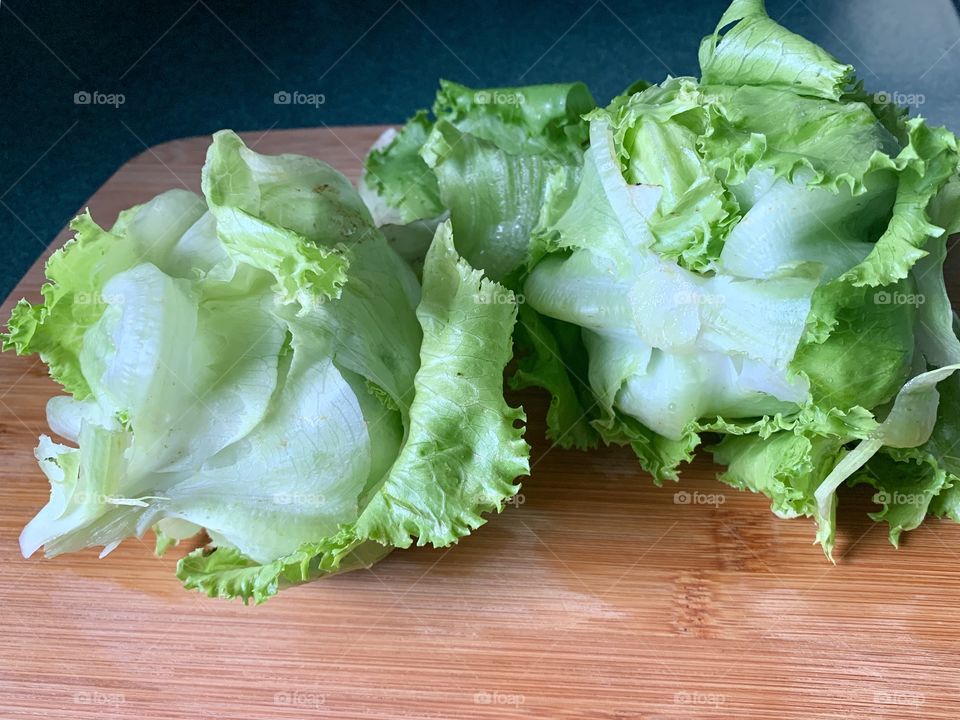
[
  {"x1": 609, "y1": 78, "x2": 740, "y2": 271},
  {"x1": 2, "y1": 195, "x2": 202, "y2": 397},
  {"x1": 848, "y1": 370, "x2": 960, "y2": 546},
  {"x1": 420, "y1": 120, "x2": 567, "y2": 283},
  {"x1": 812, "y1": 363, "x2": 960, "y2": 556},
  {"x1": 362, "y1": 111, "x2": 443, "y2": 225},
  {"x1": 712, "y1": 431, "x2": 845, "y2": 520},
  {"x1": 430, "y1": 79, "x2": 594, "y2": 156},
  {"x1": 698, "y1": 0, "x2": 852, "y2": 100},
  {"x1": 177, "y1": 222, "x2": 529, "y2": 602},
  {"x1": 509, "y1": 304, "x2": 598, "y2": 451},
  {"x1": 361, "y1": 80, "x2": 595, "y2": 283}
]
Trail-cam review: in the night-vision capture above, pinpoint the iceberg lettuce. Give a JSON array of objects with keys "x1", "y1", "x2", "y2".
[
  {"x1": 519, "y1": 0, "x2": 960, "y2": 556},
  {"x1": 4, "y1": 131, "x2": 528, "y2": 602}
]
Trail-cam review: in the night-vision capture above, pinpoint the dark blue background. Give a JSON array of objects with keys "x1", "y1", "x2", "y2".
[{"x1": 2, "y1": 0, "x2": 959, "y2": 301}]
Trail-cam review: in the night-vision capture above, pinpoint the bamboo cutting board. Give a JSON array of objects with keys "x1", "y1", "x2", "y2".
[{"x1": 2, "y1": 127, "x2": 960, "y2": 720}]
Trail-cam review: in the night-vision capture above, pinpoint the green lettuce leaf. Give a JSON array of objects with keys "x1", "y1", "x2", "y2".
[
  {"x1": 510, "y1": 304, "x2": 598, "y2": 450},
  {"x1": 609, "y1": 78, "x2": 740, "y2": 271},
  {"x1": 813, "y1": 363, "x2": 960, "y2": 556},
  {"x1": 177, "y1": 221, "x2": 529, "y2": 602},
  {"x1": 698, "y1": 0, "x2": 852, "y2": 100},
  {"x1": 420, "y1": 120, "x2": 563, "y2": 282},
  {"x1": 362, "y1": 111, "x2": 443, "y2": 225},
  {"x1": 361, "y1": 80, "x2": 595, "y2": 283},
  {"x1": 712, "y1": 431, "x2": 845, "y2": 520}
]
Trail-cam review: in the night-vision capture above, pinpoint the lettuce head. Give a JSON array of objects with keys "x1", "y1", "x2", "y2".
[
  {"x1": 4, "y1": 131, "x2": 529, "y2": 602},
  {"x1": 519, "y1": 0, "x2": 960, "y2": 556}
]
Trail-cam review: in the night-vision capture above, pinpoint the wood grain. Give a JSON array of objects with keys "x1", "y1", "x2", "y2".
[{"x1": 2, "y1": 127, "x2": 960, "y2": 720}]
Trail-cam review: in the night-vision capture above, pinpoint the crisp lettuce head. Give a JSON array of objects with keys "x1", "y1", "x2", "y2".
[
  {"x1": 4, "y1": 131, "x2": 528, "y2": 602},
  {"x1": 522, "y1": 0, "x2": 960, "y2": 555}
]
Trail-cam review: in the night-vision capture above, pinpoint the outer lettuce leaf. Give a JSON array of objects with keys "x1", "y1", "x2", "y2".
[
  {"x1": 431, "y1": 79, "x2": 594, "y2": 156},
  {"x1": 698, "y1": 0, "x2": 852, "y2": 100},
  {"x1": 4, "y1": 214, "x2": 146, "y2": 398},
  {"x1": 362, "y1": 80, "x2": 594, "y2": 225},
  {"x1": 421, "y1": 120, "x2": 564, "y2": 282},
  {"x1": 790, "y1": 280, "x2": 916, "y2": 411},
  {"x1": 342, "y1": 221, "x2": 529, "y2": 546},
  {"x1": 202, "y1": 130, "x2": 354, "y2": 312},
  {"x1": 596, "y1": 411, "x2": 700, "y2": 484},
  {"x1": 712, "y1": 431, "x2": 845, "y2": 520},
  {"x1": 701, "y1": 85, "x2": 900, "y2": 193},
  {"x1": 177, "y1": 547, "x2": 286, "y2": 602},
  {"x1": 177, "y1": 538, "x2": 394, "y2": 604},
  {"x1": 361, "y1": 80, "x2": 595, "y2": 283},
  {"x1": 704, "y1": 400, "x2": 878, "y2": 539},
  {"x1": 359, "y1": 81, "x2": 598, "y2": 445},
  {"x1": 177, "y1": 222, "x2": 530, "y2": 602},
  {"x1": 926, "y1": 374, "x2": 960, "y2": 524},
  {"x1": 204, "y1": 131, "x2": 374, "y2": 247},
  {"x1": 362, "y1": 112, "x2": 443, "y2": 225},
  {"x1": 288, "y1": 236, "x2": 422, "y2": 420},
  {"x1": 852, "y1": 450, "x2": 949, "y2": 547},
  {"x1": 837, "y1": 120, "x2": 958, "y2": 288},
  {"x1": 813, "y1": 363, "x2": 960, "y2": 557},
  {"x1": 510, "y1": 304, "x2": 598, "y2": 450},
  {"x1": 716, "y1": 169, "x2": 894, "y2": 283},
  {"x1": 916, "y1": 178, "x2": 960, "y2": 366},
  {"x1": 699, "y1": 404, "x2": 879, "y2": 440},
  {"x1": 855, "y1": 372, "x2": 960, "y2": 543}
]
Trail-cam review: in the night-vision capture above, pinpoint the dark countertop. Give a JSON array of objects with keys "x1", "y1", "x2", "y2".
[{"x1": 2, "y1": 0, "x2": 959, "y2": 301}]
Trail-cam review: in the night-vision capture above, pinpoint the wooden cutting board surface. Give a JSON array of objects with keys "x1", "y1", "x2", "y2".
[{"x1": 2, "y1": 126, "x2": 960, "y2": 720}]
